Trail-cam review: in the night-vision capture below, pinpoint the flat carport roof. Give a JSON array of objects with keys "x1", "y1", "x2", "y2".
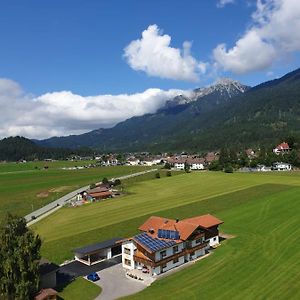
[{"x1": 73, "y1": 237, "x2": 123, "y2": 256}]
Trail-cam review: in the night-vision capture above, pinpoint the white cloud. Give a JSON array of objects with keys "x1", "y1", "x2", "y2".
[
  {"x1": 0, "y1": 78, "x2": 190, "y2": 139},
  {"x1": 213, "y1": 0, "x2": 300, "y2": 74},
  {"x1": 124, "y1": 24, "x2": 206, "y2": 82},
  {"x1": 217, "y1": 0, "x2": 235, "y2": 8}
]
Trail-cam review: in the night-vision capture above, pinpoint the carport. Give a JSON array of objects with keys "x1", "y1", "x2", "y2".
[{"x1": 74, "y1": 237, "x2": 123, "y2": 266}]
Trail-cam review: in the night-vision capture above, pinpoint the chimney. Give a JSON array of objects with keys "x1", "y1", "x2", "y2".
[
  {"x1": 176, "y1": 219, "x2": 179, "y2": 223},
  {"x1": 148, "y1": 228, "x2": 154, "y2": 234}
]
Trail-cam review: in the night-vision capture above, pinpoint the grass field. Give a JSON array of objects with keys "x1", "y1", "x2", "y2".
[
  {"x1": 58, "y1": 277, "x2": 101, "y2": 300},
  {"x1": 0, "y1": 162, "x2": 151, "y2": 221},
  {"x1": 32, "y1": 171, "x2": 300, "y2": 299}
]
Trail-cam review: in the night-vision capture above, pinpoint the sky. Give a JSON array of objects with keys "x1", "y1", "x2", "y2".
[{"x1": 1, "y1": 0, "x2": 300, "y2": 139}]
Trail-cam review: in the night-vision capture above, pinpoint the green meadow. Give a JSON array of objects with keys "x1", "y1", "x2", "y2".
[
  {"x1": 32, "y1": 171, "x2": 300, "y2": 299},
  {"x1": 58, "y1": 277, "x2": 101, "y2": 300},
  {"x1": 0, "y1": 162, "x2": 151, "y2": 221}
]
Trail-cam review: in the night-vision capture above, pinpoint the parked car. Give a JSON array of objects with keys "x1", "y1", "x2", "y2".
[{"x1": 87, "y1": 272, "x2": 100, "y2": 282}]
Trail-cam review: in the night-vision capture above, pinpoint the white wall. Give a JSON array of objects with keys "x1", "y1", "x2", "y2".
[
  {"x1": 174, "y1": 163, "x2": 185, "y2": 170},
  {"x1": 152, "y1": 256, "x2": 185, "y2": 275},
  {"x1": 154, "y1": 242, "x2": 184, "y2": 262},
  {"x1": 122, "y1": 241, "x2": 136, "y2": 270},
  {"x1": 207, "y1": 236, "x2": 219, "y2": 247},
  {"x1": 190, "y1": 236, "x2": 205, "y2": 248},
  {"x1": 190, "y1": 163, "x2": 204, "y2": 170}
]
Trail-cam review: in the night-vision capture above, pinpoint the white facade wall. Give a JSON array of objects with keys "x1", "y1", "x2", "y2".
[
  {"x1": 161, "y1": 256, "x2": 185, "y2": 273},
  {"x1": 207, "y1": 236, "x2": 219, "y2": 247},
  {"x1": 151, "y1": 256, "x2": 185, "y2": 275},
  {"x1": 122, "y1": 241, "x2": 136, "y2": 270},
  {"x1": 154, "y1": 242, "x2": 185, "y2": 262},
  {"x1": 190, "y1": 163, "x2": 205, "y2": 170},
  {"x1": 174, "y1": 163, "x2": 185, "y2": 170},
  {"x1": 274, "y1": 163, "x2": 292, "y2": 171},
  {"x1": 191, "y1": 248, "x2": 205, "y2": 260}
]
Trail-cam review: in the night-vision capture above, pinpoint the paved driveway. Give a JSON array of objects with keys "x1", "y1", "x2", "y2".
[
  {"x1": 57, "y1": 256, "x2": 122, "y2": 286},
  {"x1": 94, "y1": 264, "x2": 147, "y2": 300}
]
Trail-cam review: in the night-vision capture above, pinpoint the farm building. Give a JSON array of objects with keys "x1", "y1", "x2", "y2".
[
  {"x1": 122, "y1": 214, "x2": 223, "y2": 276},
  {"x1": 74, "y1": 237, "x2": 123, "y2": 266},
  {"x1": 39, "y1": 258, "x2": 59, "y2": 289},
  {"x1": 272, "y1": 162, "x2": 292, "y2": 171}
]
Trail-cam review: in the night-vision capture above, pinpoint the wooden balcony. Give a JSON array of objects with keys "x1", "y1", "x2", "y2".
[{"x1": 133, "y1": 241, "x2": 208, "y2": 268}]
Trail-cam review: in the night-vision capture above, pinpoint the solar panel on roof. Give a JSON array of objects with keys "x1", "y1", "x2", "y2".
[
  {"x1": 157, "y1": 229, "x2": 180, "y2": 240},
  {"x1": 135, "y1": 233, "x2": 176, "y2": 252}
]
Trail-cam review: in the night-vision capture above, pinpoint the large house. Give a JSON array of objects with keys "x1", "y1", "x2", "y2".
[{"x1": 122, "y1": 214, "x2": 223, "y2": 276}]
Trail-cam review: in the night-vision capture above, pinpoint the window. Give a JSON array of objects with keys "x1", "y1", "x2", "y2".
[
  {"x1": 124, "y1": 247, "x2": 131, "y2": 255},
  {"x1": 160, "y1": 250, "x2": 167, "y2": 259},
  {"x1": 124, "y1": 259, "x2": 131, "y2": 266},
  {"x1": 213, "y1": 237, "x2": 217, "y2": 241},
  {"x1": 173, "y1": 258, "x2": 179, "y2": 264},
  {"x1": 162, "y1": 263, "x2": 167, "y2": 269},
  {"x1": 173, "y1": 245, "x2": 179, "y2": 254},
  {"x1": 196, "y1": 238, "x2": 203, "y2": 244}
]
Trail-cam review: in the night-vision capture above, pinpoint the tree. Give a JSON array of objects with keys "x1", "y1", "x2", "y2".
[
  {"x1": 208, "y1": 160, "x2": 221, "y2": 171},
  {"x1": 0, "y1": 214, "x2": 41, "y2": 300},
  {"x1": 102, "y1": 177, "x2": 109, "y2": 184},
  {"x1": 89, "y1": 183, "x2": 96, "y2": 189},
  {"x1": 184, "y1": 162, "x2": 190, "y2": 173},
  {"x1": 219, "y1": 148, "x2": 230, "y2": 167},
  {"x1": 163, "y1": 162, "x2": 171, "y2": 169},
  {"x1": 114, "y1": 179, "x2": 121, "y2": 186}
]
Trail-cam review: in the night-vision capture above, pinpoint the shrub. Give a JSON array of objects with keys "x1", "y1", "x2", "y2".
[
  {"x1": 164, "y1": 162, "x2": 171, "y2": 169},
  {"x1": 102, "y1": 177, "x2": 109, "y2": 184},
  {"x1": 166, "y1": 171, "x2": 172, "y2": 177},
  {"x1": 114, "y1": 179, "x2": 121, "y2": 186},
  {"x1": 89, "y1": 183, "x2": 96, "y2": 189},
  {"x1": 224, "y1": 164, "x2": 234, "y2": 173},
  {"x1": 155, "y1": 172, "x2": 160, "y2": 179}
]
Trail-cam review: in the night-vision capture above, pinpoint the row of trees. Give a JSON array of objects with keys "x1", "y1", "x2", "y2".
[{"x1": 209, "y1": 146, "x2": 300, "y2": 172}]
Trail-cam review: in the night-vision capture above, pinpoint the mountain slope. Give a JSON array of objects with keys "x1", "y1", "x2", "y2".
[
  {"x1": 0, "y1": 136, "x2": 92, "y2": 161},
  {"x1": 37, "y1": 79, "x2": 250, "y2": 150},
  {"x1": 36, "y1": 68, "x2": 300, "y2": 152}
]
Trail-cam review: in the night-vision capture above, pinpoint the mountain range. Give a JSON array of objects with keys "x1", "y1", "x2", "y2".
[{"x1": 35, "y1": 68, "x2": 300, "y2": 152}]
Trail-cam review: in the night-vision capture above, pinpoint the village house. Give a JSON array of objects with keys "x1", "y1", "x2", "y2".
[
  {"x1": 272, "y1": 162, "x2": 292, "y2": 171},
  {"x1": 204, "y1": 152, "x2": 219, "y2": 165},
  {"x1": 121, "y1": 214, "x2": 223, "y2": 276},
  {"x1": 76, "y1": 184, "x2": 113, "y2": 202},
  {"x1": 273, "y1": 142, "x2": 290, "y2": 155},
  {"x1": 166, "y1": 156, "x2": 205, "y2": 170},
  {"x1": 186, "y1": 157, "x2": 205, "y2": 170},
  {"x1": 126, "y1": 156, "x2": 140, "y2": 166}
]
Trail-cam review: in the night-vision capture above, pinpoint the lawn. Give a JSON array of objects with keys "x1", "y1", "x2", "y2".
[
  {"x1": 32, "y1": 171, "x2": 300, "y2": 264},
  {"x1": 0, "y1": 163, "x2": 151, "y2": 221},
  {"x1": 58, "y1": 277, "x2": 101, "y2": 300},
  {"x1": 123, "y1": 185, "x2": 300, "y2": 300}
]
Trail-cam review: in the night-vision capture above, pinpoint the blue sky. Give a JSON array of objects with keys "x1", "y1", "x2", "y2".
[{"x1": 0, "y1": 0, "x2": 300, "y2": 138}]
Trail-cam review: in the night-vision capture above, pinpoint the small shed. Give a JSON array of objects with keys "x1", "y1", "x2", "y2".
[
  {"x1": 39, "y1": 259, "x2": 59, "y2": 289},
  {"x1": 35, "y1": 288, "x2": 58, "y2": 300},
  {"x1": 74, "y1": 237, "x2": 123, "y2": 266}
]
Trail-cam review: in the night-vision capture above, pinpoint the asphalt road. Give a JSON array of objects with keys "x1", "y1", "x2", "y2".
[{"x1": 25, "y1": 168, "x2": 157, "y2": 223}]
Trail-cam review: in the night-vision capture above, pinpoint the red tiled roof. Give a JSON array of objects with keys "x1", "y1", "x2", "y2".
[
  {"x1": 35, "y1": 288, "x2": 57, "y2": 300},
  {"x1": 275, "y1": 142, "x2": 290, "y2": 150},
  {"x1": 183, "y1": 214, "x2": 223, "y2": 229},
  {"x1": 138, "y1": 214, "x2": 222, "y2": 241},
  {"x1": 89, "y1": 191, "x2": 112, "y2": 198}
]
